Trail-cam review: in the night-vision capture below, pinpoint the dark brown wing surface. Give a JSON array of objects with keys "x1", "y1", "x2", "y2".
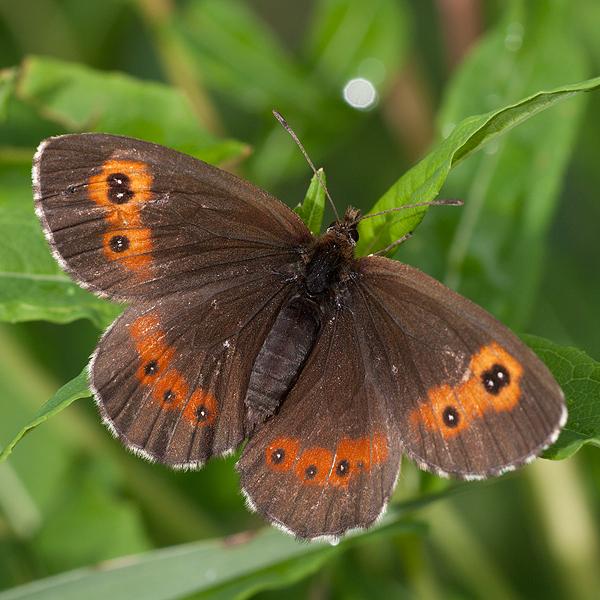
[
  {"x1": 238, "y1": 297, "x2": 402, "y2": 540},
  {"x1": 33, "y1": 133, "x2": 311, "y2": 300},
  {"x1": 92, "y1": 271, "x2": 296, "y2": 466},
  {"x1": 354, "y1": 256, "x2": 566, "y2": 479}
]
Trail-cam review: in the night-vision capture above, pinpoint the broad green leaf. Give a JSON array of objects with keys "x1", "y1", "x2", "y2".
[
  {"x1": 355, "y1": 75, "x2": 600, "y2": 258},
  {"x1": 0, "y1": 203, "x2": 121, "y2": 326},
  {"x1": 0, "y1": 368, "x2": 90, "y2": 466},
  {"x1": 523, "y1": 335, "x2": 600, "y2": 460},
  {"x1": 15, "y1": 56, "x2": 246, "y2": 165},
  {"x1": 294, "y1": 169, "x2": 326, "y2": 235}
]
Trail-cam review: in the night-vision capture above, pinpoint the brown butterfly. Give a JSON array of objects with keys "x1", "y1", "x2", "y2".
[{"x1": 33, "y1": 131, "x2": 566, "y2": 540}]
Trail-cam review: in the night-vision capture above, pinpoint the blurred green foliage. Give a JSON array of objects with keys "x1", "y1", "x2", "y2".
[{"x1": 0, "y1": 0, "x2": 599, "y2": 599}]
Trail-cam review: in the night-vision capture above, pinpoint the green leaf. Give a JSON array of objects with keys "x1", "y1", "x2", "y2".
[
  {"x1": 523, "y1": 335, "x2": 600, "y2": 460},
  {"x1": 294, "y1": 169, "x2": 326, "y2": 235},
  {"x1": 15, "y1": 56, "x2": 246, "y2": 165},
  {"x1": 355, "y1": 75, "x2": 600, "y2": 258},
  {"x1": 0, "y1": 485, "x2": 461, "y2": 600},
  {"x1": 0, "y1": 367, "x2": 90, "y2": 466},
  {"x1": 0, "y1": 528, "x2": 336, "y2": 600},
  {"x1": 0, "y1": 203, "x2": 121, "y2": 327}
]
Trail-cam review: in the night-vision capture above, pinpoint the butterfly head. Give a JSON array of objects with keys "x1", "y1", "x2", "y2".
[{"x1": 326, "y1": 206, "x2": 361, "y2": 247}]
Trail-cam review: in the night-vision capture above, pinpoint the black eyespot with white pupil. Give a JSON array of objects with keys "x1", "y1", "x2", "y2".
[
  {"x1": 305, "y1": 465, "x2": 318, "y2": 480},
  {"x1": 109, "y1": 234, "x2": 130, "y2": 253},
  {"x1": 144, "y1": 360, "x2": 159, "y2": 376},
  {"x1": 482, "y1": 363, "x2": 510, "y2": 396},
  {"x1": 442, "y1": 405, "x2": 460, "y2": 428},
  {"x1": 195, "y1": 404, "x2": 211, "y2": 423},
  {"x1": 106, "y1": 172, "x2": 134, "y2": 204},
  {"x1": 336, "y1": 459, "x2": 350, "y2": 478},
  {"x1": 271, "y1": 448, "x2": 285, "y2": 465}
]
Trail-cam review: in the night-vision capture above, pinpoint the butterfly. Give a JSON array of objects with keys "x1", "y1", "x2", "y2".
[{"x1": 33, "y1": 131, "x2": 566, "y2": 540}]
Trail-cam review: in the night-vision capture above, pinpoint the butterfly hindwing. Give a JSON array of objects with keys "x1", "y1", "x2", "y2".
[
  {"x1": 92, "y1": 268, "x2": 296, "y2": 467},
  {"x1": 33, "y1": 133, "x2": 311, "y2": 300},
  {"x1": 238, "y1": 298, "x2": 402, "y2": 539}
]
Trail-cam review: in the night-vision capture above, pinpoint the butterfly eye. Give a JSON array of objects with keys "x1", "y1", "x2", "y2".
[
  {"x1": 327, "y1": 221, "x2": 337, "y2": 230},
  {"x1": 348, "y1": 228, "x2": 359, "y2": 243}
]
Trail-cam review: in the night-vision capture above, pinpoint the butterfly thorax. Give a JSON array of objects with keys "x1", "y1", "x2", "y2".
[
  {"x1": 244, "y1": 207, "x2": 361, "y2": 433},
  {"x1": 304, "y1": 226, "x2": 358, "y2": 297}
]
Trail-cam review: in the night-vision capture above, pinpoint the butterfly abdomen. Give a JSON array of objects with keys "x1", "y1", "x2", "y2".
[
  {"x1": 244, "y1": 227, "x2": 356, "y2": 433},
  {"x1": 245, "y1": 295, "x2": 321, "y2": 432}
]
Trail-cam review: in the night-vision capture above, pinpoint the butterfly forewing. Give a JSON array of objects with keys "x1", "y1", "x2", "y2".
[{"x1": 33, "y1": 133, "x2": 311, "y2": 300}]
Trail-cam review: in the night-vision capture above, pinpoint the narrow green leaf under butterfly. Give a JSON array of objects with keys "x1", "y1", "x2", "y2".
[
  {"x1": 0, "y1": 485, "x2": 460, "y2": 600},
  {"x1": 0, "y1": 368, "x2": 89, "y2": 466}
]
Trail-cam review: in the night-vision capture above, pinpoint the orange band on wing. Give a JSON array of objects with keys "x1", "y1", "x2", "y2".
[
  {"x1": 327, "y1": 431, "x2": 389, "y2": 488},
  {"x1": 294, "y1": 447, "x2": 334, "y2": 485},
  {"x1": 128, "y1": 313, "x2": 218, "y2": 426},
  {"x1": 409, "y1": 342, "x2": 524, "y2": 438},
  {"x1": 89, "y1": 159, "x2": 154, "y2": 276},
  {"x1": 89, "y1": 159, "x2": 153, "y2": 211},
  {"x1": 184, "y1": 388, "x2": 218, "y2": 426},
  {"x1": 266, "y1": 437, "x2": 300, "y2": 472},
  {"x1": 265, "y1": 432, "x2": 389, "y2": 488}
]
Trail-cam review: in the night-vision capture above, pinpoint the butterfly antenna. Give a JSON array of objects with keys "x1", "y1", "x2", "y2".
[
  {"x1": 359, "y1": 198, "x2": 463, "y2": 256},
  {"x1": 357, "y1": 198, "x2": 463, "y2": 222},
  {"x1": 273, "y1": 110, "x2": 339, "y2": 221}
]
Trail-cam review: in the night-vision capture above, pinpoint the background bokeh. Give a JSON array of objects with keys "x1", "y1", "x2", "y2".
[{"x1": 0, "y1": 1, "x2": 599, "y2": 598}]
